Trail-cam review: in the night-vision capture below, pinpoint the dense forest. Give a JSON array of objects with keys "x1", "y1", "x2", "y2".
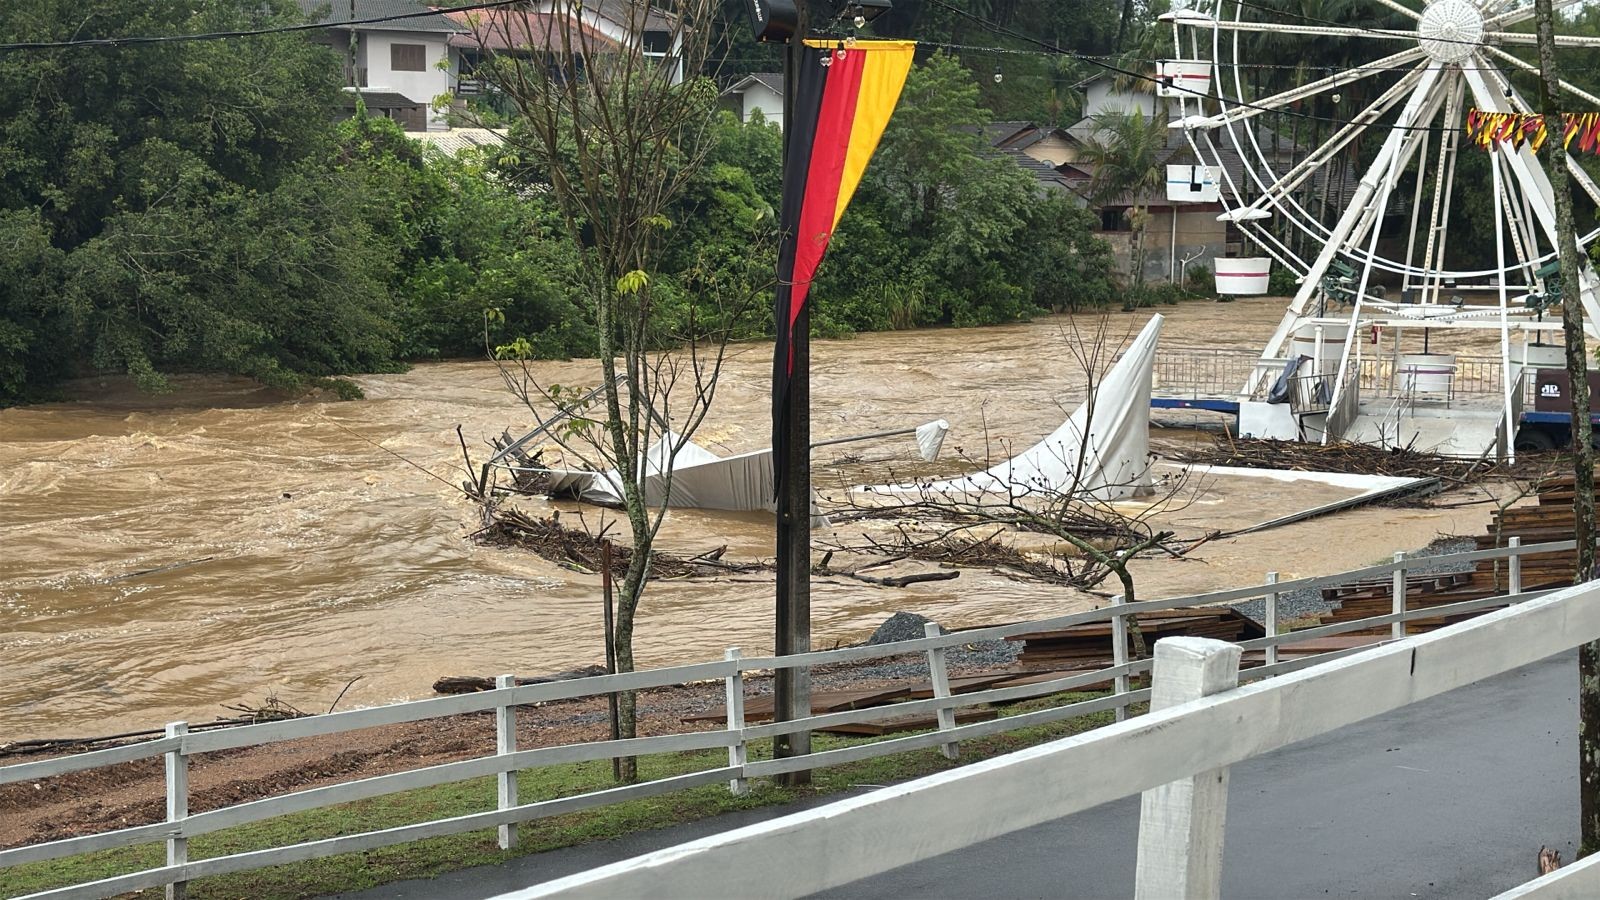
[{"x1": 2, "y1": 0, "x2": 1599, "y2": 404}]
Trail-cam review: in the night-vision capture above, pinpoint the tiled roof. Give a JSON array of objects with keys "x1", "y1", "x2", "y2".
[
  {"x1": 410, "y1": 127, "x2": 509, "y2": 154},
  {"x1": 723, "y1": 73, "x2": 783, "y2": 96},
  {"x1": 443, "y1": 9, "x2": 618, "y2": 51},
  {"x1": 337, "y1": 90, "x2": 422, "y2": 108},
  {"x1": 296, "y1": 0, "x2": 464, "y2": 33}
]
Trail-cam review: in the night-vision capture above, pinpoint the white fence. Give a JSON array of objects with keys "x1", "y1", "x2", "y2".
[
  {"x1": 0, "y1": 539, "x2": 1576, "y2": 900},
  {"x1": 502, "y1": 573, "x2": 1600, "y2": 900}
]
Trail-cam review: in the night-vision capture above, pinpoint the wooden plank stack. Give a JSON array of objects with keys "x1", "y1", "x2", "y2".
[
  {"x1": 1312, "y1": 472, "x2": 1593, "y2": 633},
  {"x1": 1008, "y1": 608, "x2": 1266, "y2": 670}
]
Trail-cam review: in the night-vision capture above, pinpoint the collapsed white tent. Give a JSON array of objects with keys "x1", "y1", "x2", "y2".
[
  {"x1": 855, "y1": 314, "x2": 1164, "y2": 502},
  {"x1": 540, "y1": 420, "x2": 951, "y2": 514}
]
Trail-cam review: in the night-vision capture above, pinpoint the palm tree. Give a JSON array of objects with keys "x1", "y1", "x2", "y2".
[{"x1": 1079, "y1": 108, "x2": 1167, "y2": 291}]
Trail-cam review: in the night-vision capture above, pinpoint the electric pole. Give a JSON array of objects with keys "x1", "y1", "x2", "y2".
[{"x1": 773, "y1": 0, "x2": 813, "y2": 785}]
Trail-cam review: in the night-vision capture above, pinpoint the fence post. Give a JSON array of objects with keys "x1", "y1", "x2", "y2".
[
  {"x1": 724, "y1": 648, "x2": 748, "y2": 795},
  {"x1": 1134, "y1": 637, "x2": 1243, "y2": 900},
  {"x1": 923, "y1": 622, "x2": 959, "y2": 760},
  {"x1": 496, "y1": 673, "x2": 518, "y2": 850},
  {"x1": 1392, "y1": 551, "x2": 1407, "y2": 639},
  {"x1": 165, "y1": 721, "x2": 188, "y2": 900},
  {"x1": 1509, "y1": 536, "x2": 1522, "y2": 595},
  {"x1": 1264, "y1": 571, "x2": 1280, "y2": 669},
  {"x1": 1111, "y1": 595, "x2": 1131, "y2": 723}
]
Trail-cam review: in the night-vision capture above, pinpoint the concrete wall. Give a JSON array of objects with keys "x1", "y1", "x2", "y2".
[
  {"x1": 361, "y1": 30, "x2": 456, "y2": 131},
  {"x1": 1100, "y1": 205, "x2": 1227, "y2": 282},
  {"x1": 1084, "y1": 79, "x2": 1167, "y2": 120},
  {"x1": 735, "y1": 82, "x2": 784, "y2": 130},
  {"x1": 1021, "y1": 133, "x2": 1074, "y2": 166}
]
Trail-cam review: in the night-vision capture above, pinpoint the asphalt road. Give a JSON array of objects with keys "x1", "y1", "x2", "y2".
[{"x1": 334, "y1": 652, "x2": 1579, "y2": 900}]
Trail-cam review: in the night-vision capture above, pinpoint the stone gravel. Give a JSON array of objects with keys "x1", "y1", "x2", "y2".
[{"x1": 1230, "y1": 535, "x2": 1479, "y2": 626}]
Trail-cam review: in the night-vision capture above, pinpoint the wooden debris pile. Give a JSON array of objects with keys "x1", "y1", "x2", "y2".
[
  {"x1": 474, "y1": 507, "x2": 769, "y2": 579},
  {"x1": 489, "y1": 428, "x2": 552, "y2": 495},
  {"x1": 1171, "y1": 437, "x2": 1503, "y2": 485}
]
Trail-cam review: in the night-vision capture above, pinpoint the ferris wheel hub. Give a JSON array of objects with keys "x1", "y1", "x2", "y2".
[{"x1": 1417, "y1": 0, "x2": 1484, "y2": 64}]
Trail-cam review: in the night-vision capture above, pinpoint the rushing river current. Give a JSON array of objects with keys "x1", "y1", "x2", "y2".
[{"x1": 0, "y1": 298, "x2": 1496, "y2": 739}]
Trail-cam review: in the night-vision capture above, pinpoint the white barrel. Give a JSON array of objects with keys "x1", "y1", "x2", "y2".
[
  {"x1": 1214, "y1": 257, "x2": 1271, "y2": 295},
  {"x1": 1156, "y1": 60, "x2": 1211, "y2": 97},
  {"x1": 1398, "y1": 353, "x2": 1455, "y2": 395},
  {"x1": 1166, "y1": 164, "x2": 1221, "y2": 202},
  {"x1": 1290, "y1": 323, "x2": 1349, "y2": 373}
]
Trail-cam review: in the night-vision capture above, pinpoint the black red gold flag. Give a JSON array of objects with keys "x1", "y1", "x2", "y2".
[{"x1": 771, "y1": 39, "x2": 915, "y2": 488}]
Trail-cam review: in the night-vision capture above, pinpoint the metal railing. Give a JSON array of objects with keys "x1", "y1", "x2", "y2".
[
  {"x1": 1147, "y1": 349, "x2": 1516, "y2": 404},
  {"x1": 510, "y1": 550, "x2": 1600, "y2": 900},
  {"x1": 1149, "y1": 347, "x2": 1262, "y2": 399},
  {"x1": 0, "y1": 539, "x2": 1575, "y2": 900}
]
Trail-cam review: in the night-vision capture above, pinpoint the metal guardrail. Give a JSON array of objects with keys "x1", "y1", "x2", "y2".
[
  {"x1": 1148, "y1": 350, "x2": 1515, "y2": 402},
  {"x1": 0, "y1": 539, "x2": 1577, "y2": 900},
  {"x1": 507, "y1": 558, "x2": 1600, "y2": 900}
]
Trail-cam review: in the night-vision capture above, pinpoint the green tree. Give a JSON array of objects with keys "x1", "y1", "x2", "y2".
[
  {"x1": 1079, "y1": 108, "x2": 1167, "y2": 291},
  {"x1": 0, "y1": 0, "x2": 402, "y2": 403}
]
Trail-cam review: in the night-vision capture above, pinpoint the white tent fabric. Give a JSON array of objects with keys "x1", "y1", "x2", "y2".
[
  {"x1": 915, "y1": 419, "x2": 950, "y2": 462},
  {"x1": 855, "y1": 314, "x2": 1163, "y2": 502}
]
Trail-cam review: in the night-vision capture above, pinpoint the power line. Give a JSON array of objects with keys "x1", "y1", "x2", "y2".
[
  {"x1": 916, "y1": 0, "x2": 1495, "y2": 134},
  {"x1": 0, "y1": 0, "x2": 523, "y2": 52}
]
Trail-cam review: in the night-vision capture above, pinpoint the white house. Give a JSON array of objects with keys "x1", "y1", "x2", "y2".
[
  {"x1": 297, "y1": 0, "x2": 465, "y2": 132},
  {"x1": 721, "y1": 73, "x2": 785, "y2": 130},
  {"x1": 526, "y1": 0, "x2": 684, "y2": 84}
]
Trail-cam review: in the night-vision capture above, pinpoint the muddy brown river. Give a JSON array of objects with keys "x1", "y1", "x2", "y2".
[{"x1": 0, "y1": 298, "x2": 1496, "y2": 739}]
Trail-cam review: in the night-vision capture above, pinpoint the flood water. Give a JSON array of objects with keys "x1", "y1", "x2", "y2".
[{"x1": 0, "y1": 298, "x2": 1494, "y2": 739}]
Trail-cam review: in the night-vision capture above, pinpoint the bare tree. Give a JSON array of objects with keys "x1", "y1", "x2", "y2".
[
  {"x1": 819, "y1": 315, "x2": 1192, "y2": 607},
  {"x1": 467, "y1": 0, "x2": 759, "y2": 781}
]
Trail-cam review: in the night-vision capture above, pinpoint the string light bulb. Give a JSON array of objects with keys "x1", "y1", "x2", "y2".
[
  {"x1": 845, "y1": 34, "x2": 857, "y2": 47},
  {"x1": 993, "y1": 64, "x2": 1003, "y2": 84},
  {"x1": 1330, "y1": 92, "x2": 1342, "y2": 103},
  {"x1": 854, "y1": 11, "x2": 867, "y2": 28},
  {"x1": 835, "y1": 40, "x2": 847, "y2": 61},
  {"x1": 820, "y1": 50, "x2": 832, "y2": 67}
]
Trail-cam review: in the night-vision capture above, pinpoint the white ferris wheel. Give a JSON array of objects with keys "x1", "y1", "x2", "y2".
[{"x1": 1158, "y1": 0, "x2": 1600, "y2": 454}]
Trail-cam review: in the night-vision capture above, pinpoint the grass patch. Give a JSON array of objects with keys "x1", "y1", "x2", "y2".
[{"x1": 5, "y1": 692, "x2": 1123, "y2": 899}]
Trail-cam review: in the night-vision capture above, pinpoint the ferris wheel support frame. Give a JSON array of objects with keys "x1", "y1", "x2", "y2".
[{"x1": 1246, "y1": 62, "x2": 1447, "y2": 397}]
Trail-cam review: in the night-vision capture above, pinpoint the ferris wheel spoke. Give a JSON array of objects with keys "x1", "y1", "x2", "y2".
[
  {"x1": 1484, "y1": 0, "x2": 1584, "y2": 31},
  {"x1": 1187, "y1": 47, "x2": 1425, "y2": 130},
  {"x1": 1462, "y1": 56, "x2": 1600, "y2": 333},
  {"x1": 1364, "y1": 0, "x2": 1424, "y2": 22},
  {"x1": 1481, "y1": 45, "x2": 1600, "y2": 108},
  {"x1": 1486, "y1": 31, "x2": 1600, "y2": 48},
  {"x1": 1211, "y1": 63, "x2": 1430, "y2": 222},
  {"x1": 1477, "y1": 49, "x2": 1600, "y2": 213},
  {"x1": 1203, "y1": 18, "x2": 1418, "y2": 43}
]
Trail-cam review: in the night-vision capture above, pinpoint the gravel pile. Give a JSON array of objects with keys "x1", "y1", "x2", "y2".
[{"x1": 1230, "y1": 536, "x2": 1478, "y2": 626}]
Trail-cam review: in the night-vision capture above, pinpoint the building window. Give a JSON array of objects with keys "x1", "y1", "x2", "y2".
[
  {"x1": 391, "y1": 43, "x2": 427, "y2": 72},
  {"x1": 1101, "y1": 208, "x2": 1130, "y2": 232},
  {"x1": 642, "y1": 30, "x2": 670, "y2": 54}
]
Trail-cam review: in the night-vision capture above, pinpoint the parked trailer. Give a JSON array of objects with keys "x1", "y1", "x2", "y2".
[{"x1": 1514, "y1": 369, "x2": 1600, "y2": 452}]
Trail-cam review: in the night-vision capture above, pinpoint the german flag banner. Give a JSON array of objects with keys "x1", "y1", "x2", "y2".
[
  {"x1": 1465, "y1": 108, "x2": 1600, "y2": 155},
  {"x1": 772, "y1": 39, "x2": 915, "y2": 488}
]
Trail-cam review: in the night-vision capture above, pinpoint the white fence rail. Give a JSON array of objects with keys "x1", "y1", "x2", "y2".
[
  {"x1": 0, "y1": 539, "x2": 1577, "y2": 900},
  {"x1": 504, "y1": 575, "x2": 1600, "y2": 900}
]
